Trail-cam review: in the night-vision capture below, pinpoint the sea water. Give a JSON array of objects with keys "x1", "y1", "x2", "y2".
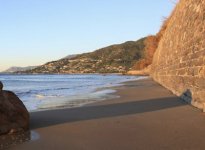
[{"x1": 0, "y1": 74, "x2": 144, "y2": 112}]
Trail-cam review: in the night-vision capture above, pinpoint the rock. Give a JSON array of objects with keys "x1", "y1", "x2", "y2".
[
  {"x1": 0, "y1": 82, "x2": 29, "y2": 135},
  {"x1": 0, "y1": 81, "x2": 3, "y2": 91}
]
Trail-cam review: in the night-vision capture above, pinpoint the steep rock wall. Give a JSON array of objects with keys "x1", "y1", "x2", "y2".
[{"x1": 151, "y1": 0, "x2": 205, "y2": 109}]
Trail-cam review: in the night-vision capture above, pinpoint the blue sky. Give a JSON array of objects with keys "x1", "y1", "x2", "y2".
[{"x1": 0, "y1": 0, "x2": 175, "y2": 71}]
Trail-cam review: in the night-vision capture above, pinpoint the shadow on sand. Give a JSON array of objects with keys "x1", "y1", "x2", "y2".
[{"x1": 30, "y1": 96, "x2": 187, "y2": 130}]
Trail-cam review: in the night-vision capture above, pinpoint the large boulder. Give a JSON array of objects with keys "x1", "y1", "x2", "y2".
[{"x1": 0, "y1": 81, "x2": 29, "y2": 135}]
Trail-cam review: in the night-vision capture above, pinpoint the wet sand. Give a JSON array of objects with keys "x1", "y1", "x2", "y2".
[{"x1": 9, "y1": 78, "x2": 205, "y2": 150}]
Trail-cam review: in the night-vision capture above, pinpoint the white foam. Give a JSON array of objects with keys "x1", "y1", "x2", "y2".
[
  {"x1": 35, "y1": 94, "x2": 45, "y2": 99},
  {"x1": 1, "y1": 74, "x2": 146, "y2": 112},
  {"x1": 36, "y1": 89, "x2": 118, "y2": 111}
]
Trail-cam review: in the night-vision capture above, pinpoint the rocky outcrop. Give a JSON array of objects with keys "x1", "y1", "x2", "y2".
[
  {"x1": 0, "y1": 81, "x2": 29, "y2": 135},
  {"x1": 151, "y1": 0, "x2": 205, "y2": 110}
]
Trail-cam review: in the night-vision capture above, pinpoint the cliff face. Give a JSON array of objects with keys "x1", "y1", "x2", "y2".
[{"x1": 151, "y1": 0, "x2": 205, "y2": 109}]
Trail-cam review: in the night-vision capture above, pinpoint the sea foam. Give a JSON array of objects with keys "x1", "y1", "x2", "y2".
[{"x1": 0, "y1": 74, "x2": 146, "y2": 111}]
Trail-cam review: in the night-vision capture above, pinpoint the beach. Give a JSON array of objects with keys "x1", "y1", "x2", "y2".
[
  {"x1": 7, "y1": 78, "x2": 205, "y2": 150},
  {"x1": 0, "y1": 74, "x2": 140, "y2": 111}
]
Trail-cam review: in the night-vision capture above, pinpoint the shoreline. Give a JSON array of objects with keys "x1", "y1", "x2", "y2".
[
  {"x1": 0, "y1": 74, "x2": 141, "y2": 113},
  {"x1": 0, "y1": 73, "x2": 129, "y2": 75},
  {"x1": 0, "y1": 72, "x2": 148, "y2": 77},
  {"x1": 3, "y1": 78, "x2": 205, "y2": 150},
  {"x1": 26, "y1": 76, "x2": 147, "y2": 113}
]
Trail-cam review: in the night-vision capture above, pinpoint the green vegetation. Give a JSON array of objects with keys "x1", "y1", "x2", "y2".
[{"x1": 21, "y1": 37, "x2": 147, "y2": 74}]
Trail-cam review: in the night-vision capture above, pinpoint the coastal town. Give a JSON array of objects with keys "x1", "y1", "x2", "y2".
[{"x1": 20, "y1": 39, "x2": 146, "y2": 74}]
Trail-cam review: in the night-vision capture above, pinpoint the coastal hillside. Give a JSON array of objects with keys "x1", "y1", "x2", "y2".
[
  {"x1": 2, "y1": 66, "x2": 37, "y2": 73},
  {"x1": 150, "y1": 0, "x2": 205, "y2": 110},
  {"x1": 21, "y1": 37, "x2": 147, "y2": 74},
  {"x1": 132, "y1": 35, "x2": 158, "y2": 70}
]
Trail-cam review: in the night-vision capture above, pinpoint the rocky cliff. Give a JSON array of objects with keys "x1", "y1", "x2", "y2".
[{"x1": 151, "y1": 0, "x2": 205, "y2": 110}]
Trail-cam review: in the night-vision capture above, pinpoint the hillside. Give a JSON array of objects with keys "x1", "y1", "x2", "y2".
[
  {"x1": 21, "y1": 37, "x2": 147, "y2": 74},
  {"x1": 3, "y1": 66, "x2": 37, "y2": 73}
]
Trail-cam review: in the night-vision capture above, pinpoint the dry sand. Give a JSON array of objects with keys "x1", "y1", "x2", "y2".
[{"x1": 8, "y1": 78, "x2": 205, "y2": 150}]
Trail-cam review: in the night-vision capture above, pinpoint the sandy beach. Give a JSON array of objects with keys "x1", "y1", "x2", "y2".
[{"x1": 7, "y1": 78, "x2": 205, "y2": 150}]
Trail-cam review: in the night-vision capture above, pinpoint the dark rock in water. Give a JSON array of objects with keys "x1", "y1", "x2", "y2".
[{"x1": 0, "y1": 82, "x2": 29, "y2": 135}]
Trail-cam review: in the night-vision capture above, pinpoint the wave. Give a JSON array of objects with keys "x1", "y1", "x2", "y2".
[
  {"x1": 35, "y1": 94, "x2": 45, "y2": 99},
  {"x1": 15, "y1": 84, "x2": 100, "y2": 98},
  {"x1": 1, "y1": 74, "x2": 145, "y2": 111}
]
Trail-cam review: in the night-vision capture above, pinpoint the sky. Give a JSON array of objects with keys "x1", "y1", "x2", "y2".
[{"x1": 0, "y1": 0, "x2": 176, "y2": 71}]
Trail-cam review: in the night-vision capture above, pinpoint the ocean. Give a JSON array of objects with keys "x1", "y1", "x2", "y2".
[{"x1": 0, "y1": 74, "x2": 144, "y2": 112}]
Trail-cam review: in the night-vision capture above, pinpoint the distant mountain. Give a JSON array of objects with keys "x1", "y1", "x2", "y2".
[
  {"x1": 20, "y1": 37, "x2": 147, "y2": 74},
  {"x1": 3, "y1": 66, "x2": 37, "y2": 73}
]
